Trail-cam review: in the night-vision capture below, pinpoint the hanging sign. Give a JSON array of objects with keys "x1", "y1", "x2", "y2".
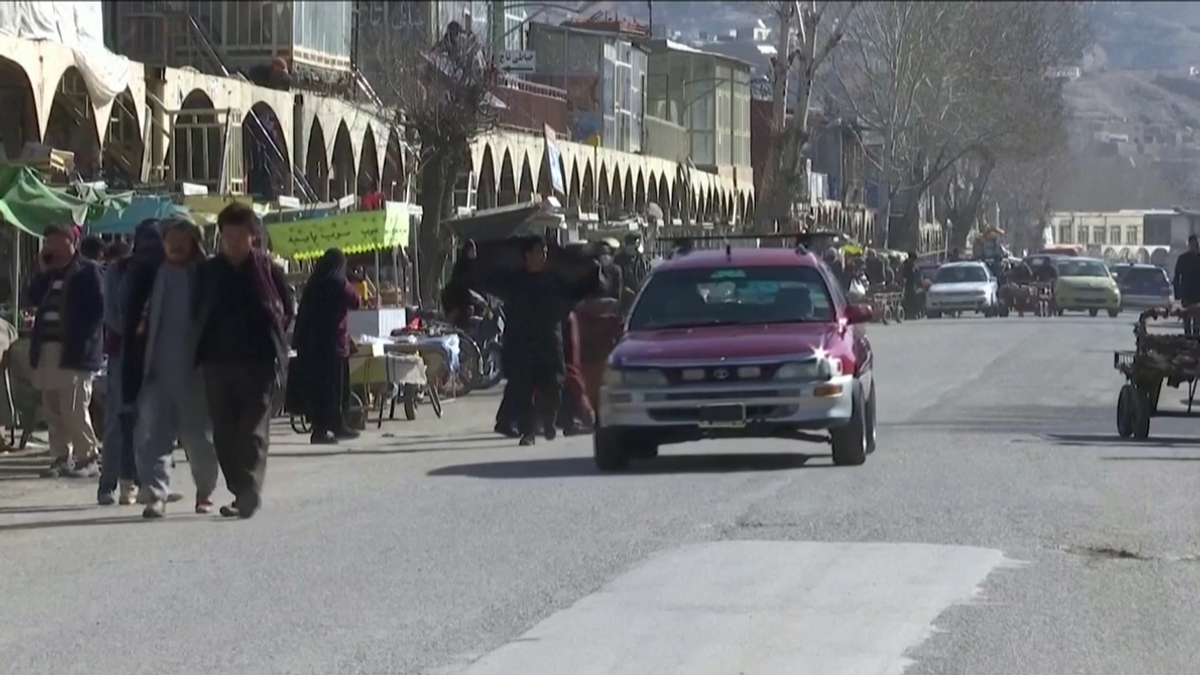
[{"x1": 268, "y1": 202, "x2": 410, "y2": 260}]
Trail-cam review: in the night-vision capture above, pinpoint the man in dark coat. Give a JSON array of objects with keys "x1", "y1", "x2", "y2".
[
  {"x1": 193, "y1": 204, "x2": 293, "y2": 518},
  {"x1": 28, "y1": 224, "x2": 105, "y2": 478},
  {"x1": 1175, "y1": 234, "x2": 1200, "y2": 334},
  {"x1": 462, "y1": 235, "x2": 601, "y2": 445}
]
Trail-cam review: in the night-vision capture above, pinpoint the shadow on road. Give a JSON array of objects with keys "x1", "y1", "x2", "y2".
[
  {"x1": 0, "y1": 504, "x2": 95, "y2": 515},
  {"x1": 271, "y1": 435, "x2": 513, "y2": 458},
  {"x1": 0, "y1": 514, "x2": 158, "y2": 534},
  {"x1": 1042, "y1": 433, "x2": 1200, "y2": 448},
  {"x1": 1103, "y1": 456, "x2": 1200, "y2": 462},
  {"x1": 428, "y1": 452, "x2": 828, "y2": 479}
]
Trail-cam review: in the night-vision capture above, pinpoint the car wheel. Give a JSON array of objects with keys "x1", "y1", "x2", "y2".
[
  {"x1": 1089, "y1": 309, "x2": 1099, "y2": 317},
  {"x1": 1056, "y1": 309, "x2": 1065, "y2": 317},
  {"x1": 1108, "y1": 309, "x2": 1120, "y2": 318},
  {"x1": 594, "y1": 427, "x2": 632, "y2": 472},
  {"x1": 864, "y1": 381, "x2": 878, "y2": 455},
  {"x1": 831, "y1": 385, "x2": 868, "y2": 466}
]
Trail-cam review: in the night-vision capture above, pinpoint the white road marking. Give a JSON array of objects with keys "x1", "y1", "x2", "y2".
[{"x1": 456, "y1": 541, "x2": 1009, "y2": 675}]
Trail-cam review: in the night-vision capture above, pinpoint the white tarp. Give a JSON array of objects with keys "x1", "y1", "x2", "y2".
[{"x1": 0, "y1": 1, "x2": 131, "y2": 107}]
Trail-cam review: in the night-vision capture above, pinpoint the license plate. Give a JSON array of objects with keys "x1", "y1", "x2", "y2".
[{"x1": 698, "y1": 404, "x2": 746, "y2": 427}]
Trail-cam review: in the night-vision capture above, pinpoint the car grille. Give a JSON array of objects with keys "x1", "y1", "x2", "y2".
[
  {"x1": 661, "y1": 365, "x2": 779, "y2": 385},
  {"x1": 648, "y1": 405, "x2": 797, "y2": 423}
]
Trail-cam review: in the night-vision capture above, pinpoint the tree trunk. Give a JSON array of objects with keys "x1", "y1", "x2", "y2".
[
  {"x1": 948, "y1": 160, "x2": 995, "y2": 252},
  {"x1": 416, "y1": 144, "x2": 462, "y2": 305}
]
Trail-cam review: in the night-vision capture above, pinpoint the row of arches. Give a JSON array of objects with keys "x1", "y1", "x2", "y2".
[
  {"x1": 0, "y1": 50, "x2": 753, "y2": 223},
  {"x1": 1102, "y1": 247, "x2": 1168, "y2": 265}
]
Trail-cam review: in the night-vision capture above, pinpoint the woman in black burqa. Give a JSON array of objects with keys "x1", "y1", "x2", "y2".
[{"x1": 293, "y1": 247, "x2": 361, "y2": 444}]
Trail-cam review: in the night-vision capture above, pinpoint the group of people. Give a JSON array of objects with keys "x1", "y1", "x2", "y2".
[
  {"x1": 29, "y1": 204, "x2": 294, "y2": 519},
  {"x1": 446, "y1": 233, "x2": 649, "y2": 446}
]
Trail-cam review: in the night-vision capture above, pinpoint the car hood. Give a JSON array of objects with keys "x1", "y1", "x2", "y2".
[
  {"x1": 613, "y1": 322, "x2": 842, "y2": 363},
  {"x1": 1057, "y1": 277, "x2": 1116, "y2": 290},
  {"x1": 929, "y1": 281, "x2": 992, "y2": 293}
]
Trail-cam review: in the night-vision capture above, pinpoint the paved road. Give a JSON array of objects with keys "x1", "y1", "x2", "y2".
[{"x1": 3, "y1": 314, "x2": 1200, "y2": 675}]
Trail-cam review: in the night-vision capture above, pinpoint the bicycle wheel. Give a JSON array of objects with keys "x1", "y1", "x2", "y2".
[
  {"x1": 429, "y1": 386, "x2": 443, "y2": 419},
  {"x1": 290, "y1": 414, "x2": 311, "y2": 434}
]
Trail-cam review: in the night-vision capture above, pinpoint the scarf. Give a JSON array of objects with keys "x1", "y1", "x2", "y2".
[{"x1": 249, "y1": 249, "x2": 286, "y2": 332}]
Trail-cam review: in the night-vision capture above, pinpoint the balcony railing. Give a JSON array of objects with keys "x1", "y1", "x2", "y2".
[
  {"x1": 643, "y1": 115, "x2": 688, "y2": 162},
  {"x1": 494, "y1": 74, "x2": 569, "y2": 135}
]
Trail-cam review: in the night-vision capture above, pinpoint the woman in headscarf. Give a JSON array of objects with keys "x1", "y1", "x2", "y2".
[{"x1": 293, "y1": 248, "x2": 361, "y2": 444}]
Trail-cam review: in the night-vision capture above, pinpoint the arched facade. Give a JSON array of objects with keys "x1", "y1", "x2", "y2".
[{"x1": 0, "y1": 33, "x2": 752, "y2": 221}]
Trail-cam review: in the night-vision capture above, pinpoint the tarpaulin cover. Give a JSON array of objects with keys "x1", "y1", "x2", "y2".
[
  {"x1": 0, "y1": 165, "x2": 130, "y2": 236},
  {"x1": 267, "y1": 203, "x2": 410, "y2": 260},
  {"x1": 0, "y1": 1, "x2": 132, "y2": 108},
  {"x1": 86, "y1": 195, "x2": 188, "y2": 234}
]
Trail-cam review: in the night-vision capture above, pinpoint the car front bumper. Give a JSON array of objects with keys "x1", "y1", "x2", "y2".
[
  {"x1": 1121, "y1": 294, "x2": 1172, "y2": 310},
  {"x1": 1055, "y1": 294, "x2": 1120, "y2": 310},
  {"x1": 598, "y1": 375, "x2": 856, "y2": 436},
  {"x1": 926, "y1": 295, "x2": 993, "y2": 311}
]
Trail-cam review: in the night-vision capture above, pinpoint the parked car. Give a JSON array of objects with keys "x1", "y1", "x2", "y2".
[
  {"x1": 594, "y1": 245, "x2": 877, "y2": 471},
  {"x1": 1117, "y1": 264, "x2": 1172, "y2": 311}
]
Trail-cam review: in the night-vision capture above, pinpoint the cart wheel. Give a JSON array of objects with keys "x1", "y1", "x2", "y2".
[
  {"x1": 881, "y1": 307, "x2": 892, "y2": 325},
  {"x1": 895, "y1": 306, "x2": 905, "y2": 323},
  {"x1": 1089, "y1": 309, "x2": 1099, "y2": 317},
  {"x1": 999, "y1": 305, "x2": 1010, "y2": 318},
  {"x1": 429, "y1": 386, "x2": 444, "y2": 419},
  {"x1": 290, "y1": 414, "x2": 311, "y2": 434},
  {"x1": 402, "y1": 383, "x2": 418, "y2": 421},
  {"x1": 345, "y1": 392, "x2": 366, "y2": 431},
  {"x1": 1132, "y1": 387, "x2": 1152, "y2": 439},
  {"x1": 1117, "y1": 384, "x2": 1134, "y2": 438}
]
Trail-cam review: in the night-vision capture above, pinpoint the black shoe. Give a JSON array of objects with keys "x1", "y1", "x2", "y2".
[
  {"x1": 310, "y1": 431, "x2": 339, "y2": 445},
  {"x1": 543, "y1": 427, "x2": 558, "y2": 441},
  {"x1": 518, "y1": 435, "x2": 537, "y2": 446},
  {"x1": 495, "y1": 423, "x2": 520, "y2": 438}
]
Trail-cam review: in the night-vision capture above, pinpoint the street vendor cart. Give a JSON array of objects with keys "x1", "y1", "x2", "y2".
[{"x1": 1113, "y1": 307, "x2": 1200, "y2": 438}]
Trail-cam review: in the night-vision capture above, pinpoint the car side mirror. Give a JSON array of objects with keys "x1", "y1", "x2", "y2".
[{"x1": 845, "y1": 303, "x2": 873, "y2": 325}]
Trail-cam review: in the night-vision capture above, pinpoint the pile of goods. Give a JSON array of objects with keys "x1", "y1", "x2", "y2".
[{"x1": 1132, "y1": 307, "x2": 1200, "y2": 376}]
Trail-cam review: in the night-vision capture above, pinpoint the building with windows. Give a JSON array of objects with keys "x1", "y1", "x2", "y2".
[{"x1": 527, "y1": 22, "x2": 647, "y2": 154}]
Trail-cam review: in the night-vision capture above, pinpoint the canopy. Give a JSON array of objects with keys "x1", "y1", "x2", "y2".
[
  {"x1": 442, "y1": 202, "x2": 545, "y2": 241},
  {"x1": 0, "y1": 165, "x2": 131, "y2": 236},
  {"x1": 85, "y1": 195, "x2": 189, "y2": 234},
  {"x1": 267, "y1": 203, "x2": 410, "y2": 260}
]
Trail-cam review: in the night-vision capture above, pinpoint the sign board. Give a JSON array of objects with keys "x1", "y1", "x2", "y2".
[
  {"x1": 267, "y1": 202, "x2": 410, "y2": 260},
  {"x1": 498, "y1": 50, "x2": 537, "y2": 73}
]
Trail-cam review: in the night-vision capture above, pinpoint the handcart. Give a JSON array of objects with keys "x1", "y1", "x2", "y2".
[
  {"x1": 1006, "y1": 283, "x2": 1050, "y2": 317},
  {"x1": 866, "y1": 286, "x2": 905, "y2": 324},
  {"x1": 1113, "y1": 307, "x2": 1200, "y2": 439}
]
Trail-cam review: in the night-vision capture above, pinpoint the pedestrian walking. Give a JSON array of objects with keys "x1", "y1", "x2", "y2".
[
  {"x1": 98, "y1": 224, "x2": 157, "y2": 506},
  {"x1": 292, "y1": 247, "x2": 361, "y2": 445},
  {"x1": 1175, "y1": 234, "x2": 1200, "y2": 335},
  {"x1": 28, "y1": 224, "x2": 104, "y2": 478},
  {"x1": 194, "y1": 203, "x2": 291, "y2": 518},
  {"x1": 576, "y1": 293, "x2": 624, "y2": 421},
  {"x1": 125, "y1": 218, "x2": 220, "y2": 518}
]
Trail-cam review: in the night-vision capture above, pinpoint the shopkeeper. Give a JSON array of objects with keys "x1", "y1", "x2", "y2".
[{"x1": 348, "y1": 266, "x2": 376, "y2": 305}]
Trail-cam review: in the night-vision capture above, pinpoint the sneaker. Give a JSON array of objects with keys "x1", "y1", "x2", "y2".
[
  {"x1": 195, "y1": 497, "x2": 214, "y2": 514},
  {"x1": 39, "y1": 457, "x2": 69, "y2": 478},
  {"x1": 519, "y1": 435, "x2": 537, "y2": 446},
  {"x1": 309, "y1": 431, "x2": 338, "y2": 445},
  {"x1": 142, "y1": 501, "x2": 165, "y2": 519},
  {"x1": 118, "y1": 480, "x2": 139, "y2": 506}
]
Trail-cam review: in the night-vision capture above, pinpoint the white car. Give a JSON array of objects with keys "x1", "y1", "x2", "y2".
[{"x1": 925, "y1": 262, "x2": 1001, "y2": 318}]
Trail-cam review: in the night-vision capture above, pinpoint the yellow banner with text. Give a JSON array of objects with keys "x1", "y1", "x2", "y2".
[{"x1": 267, "y1": 203, "x2": 410, "y2": 260}]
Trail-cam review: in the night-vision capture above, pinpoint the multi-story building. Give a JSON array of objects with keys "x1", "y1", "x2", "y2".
[{"x1": 527, "y1": 22, "x2": 647, "y2": 154}]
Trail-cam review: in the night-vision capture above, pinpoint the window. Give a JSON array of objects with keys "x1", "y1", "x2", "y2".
[
  {"x1": 1056, "y1": 259, "x2": 1110, "y2": 278},
  {"x1": 934, "y1": 265, "x2": 988, "y2": 284},
  {"x1": 629, "y1": 265, "x2": 835, "y2": 330},
  {"x1": 1110, "y1": 226, "x2": 1121, "y2": 245},
  {"x1": 1093, "y1": 227, "x2": 1106, "y2": 245},
  {"x1": 1058, "y1": 225, "x2": 1072, "y2": 244},
  {"x1": 1077, "y1": 227, "x2": 1089, "y2": 244},
  {"x1": 1125, "y1": 226, "x2": 1138, "y2": 245}
]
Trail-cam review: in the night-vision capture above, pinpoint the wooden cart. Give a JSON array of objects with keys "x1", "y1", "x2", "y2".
[{"x1": 1113, "y1": 307, "x2": 1200, "y2": 439}]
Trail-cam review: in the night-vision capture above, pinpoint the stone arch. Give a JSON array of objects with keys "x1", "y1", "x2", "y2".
[
  {"x1": 498, "y1": 149, "x2": 517, "y2": 206},
  {"x1": 243, "y1": 101, "x2": 291, "y2": 200},
  {"x1": 1102, "y1": 246, "x2": 1116, "y2": 260},
  {"x1": 1151, "y1": 248, "x2": 1169, "y2": 266},
  {"x1": 1118, "y1": 247, "x2": 1130, "y2": 260},
  {"x1": 582, "y1": 162, "x2": 596, "y2": 212},
  {"x1": 609, "y1": 165, "x2": 623, "y2": 212},
  {"x1": 534, "y1": 149, "x2": 551, "y2": 198},
  {"x1": 568, "y1": 159, "x2": 582, "y2": 209},
  {"x1": 635, "y1": 170, "x2": 647, "y2": 211},
  {"x1": 381, "y1": 131, "x2": 406, "y2": 201},
  {"x1": 598, "y1": 165, "x2": 611, "y2": 211},
  {"x1": 171, "y1": 89, "x2": 223, "y2": 190},
  {"x1": 657, "y1": 174, "x2": 670, "y2": 214},
  {"x1": 671, "y1": 177, "x2": 684, "y2": 221},
  {"x1": 306, "y1": 118, "x2": 330, "y2": 201},
  {"x1": 0, "y1": 55, "x2": 39, "y2": 160},
  {"x1": 476, "y1": 144, "x2": 498, "y2": 209},
  {"x1": 556, "y1": 153, "x2": 569, "y2": 199},
  {"x1": 1136, "y1": 247, "x2": 1150, "y2": 263},
  {"x1": 647, "y1": 172, "x2": 659, "y2": 211},
  {"x1": 44, "y1": 66, "x2": 102, "y2": 178},
  {"x1": 358, "y1": 126, "x2": 380, "y2": 195},
  {"x1": 101, "y1": 87, "x2": 144, "y2": 188},
  {"x1": 330, "y1": 121, "x2": 356, "y2": 199},
  {"x1": 738, "y1": 193, "x2": 747, "y2": 225},
  {"x1": 746, "y1": 195, "x2": 755, "y2": 223}
]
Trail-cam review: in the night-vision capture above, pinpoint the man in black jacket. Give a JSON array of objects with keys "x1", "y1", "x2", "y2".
[
  {"x1": 1175, "y1": 235, "x2": 1200, "y2": 334},
  {"x1": 194, "y1": 204, "x2": 293, "y2": 518}
]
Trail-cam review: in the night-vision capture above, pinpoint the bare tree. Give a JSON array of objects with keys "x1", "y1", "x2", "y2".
[
  {"x1": 756, "y1": 1, "x2": 857, "y2": 230},
  {"x1": 835, "y1": 1, "x2": 1087, "y2": 251},
  {"x1": 373, "y1": 21, "x2": 500, "y2": 302}
]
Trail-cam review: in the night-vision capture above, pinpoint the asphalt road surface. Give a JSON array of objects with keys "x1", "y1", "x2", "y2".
[{"x1": 4, "y1": 313, "x2": 1200, "y2": 675}]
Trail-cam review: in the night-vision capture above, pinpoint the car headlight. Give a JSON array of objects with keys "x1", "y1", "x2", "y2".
[
  {"x1": 603, "y1": 368, "x2": 668, "y2": 387},
  {"x1": 774, "y1": 358, "x2": 842, "y2": 381}
]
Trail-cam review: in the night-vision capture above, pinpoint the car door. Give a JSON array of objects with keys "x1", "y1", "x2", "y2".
[{"x1": 825, "y1": 265, "x2": 873, "y2": 388}]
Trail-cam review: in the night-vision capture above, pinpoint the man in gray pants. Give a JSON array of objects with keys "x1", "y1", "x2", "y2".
[{"x1": 126, "y1": 219, "x2": 219, "y2": 518}]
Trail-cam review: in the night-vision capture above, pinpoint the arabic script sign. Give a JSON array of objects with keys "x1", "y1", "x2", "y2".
[
  {"x1": 498, "y1": 50, "x2": 537, "y2": 74},
  {"x1": 267, "y1": 203, "x2": 410, "y2": 260}
]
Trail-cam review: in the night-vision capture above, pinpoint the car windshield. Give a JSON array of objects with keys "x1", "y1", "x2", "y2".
[
  {"x1": 934, "y1": 266, "x2": 988, "y2": 284},
  {"x1": 1057, "y1": 260, "x2": 1110, "y2": 278},
  {"x1": 628, "y1": 265, "x2": 835, "y2": 330},
  {"x1": 1123, "y1": 267, "x2": 1168, "y2": 285}
]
